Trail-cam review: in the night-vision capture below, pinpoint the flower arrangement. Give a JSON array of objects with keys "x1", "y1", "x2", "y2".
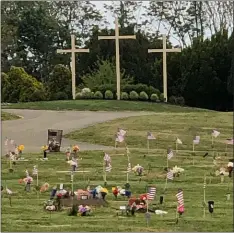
[
  {"x1": 41, "y1": 145, "x2": 49, "y2": 151},
  {"x1": 18, "y1": 145, "x2": 25, "y2": 151},
  {"x1": 72, "y1": 145, "x2": 80, "y2": 152}
]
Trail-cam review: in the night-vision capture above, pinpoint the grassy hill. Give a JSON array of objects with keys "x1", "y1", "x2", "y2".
[
  {"x1": 1, "y1": 100, "x2": 209, "y2": 112},
  {"x1": 65, "y1": 112, "x2": 232, "y2": 152},
  {"x1": 1, "y1": 150, "x2": 233, "y2": 232}
]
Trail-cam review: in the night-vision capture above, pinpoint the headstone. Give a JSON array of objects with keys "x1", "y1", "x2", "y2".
[
  {"x1": 160, "y1": 195, "x2": 164, "y2": 204},
  {"x1": 208, "y1": 201, "x2": 214, "y2": 213},
  {"x1": 26, "y1": 183, "x2": 31, "y2": 192},
  {"x1": 60, "y1": 184, "x2": 63, "y2": 190}
]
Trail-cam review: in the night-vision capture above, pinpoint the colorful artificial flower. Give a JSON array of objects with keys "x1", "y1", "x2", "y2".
[
  {"x1": 41, "y1": 145, "x2": 48, "y2": 151},
  {"x1": 18, "y1": 145, "x2": 25, "y2": 151}
]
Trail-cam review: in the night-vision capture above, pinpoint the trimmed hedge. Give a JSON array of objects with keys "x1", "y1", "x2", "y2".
[
  {"x1": 129, "y1": 91, "x2": 139, "y2": 100},
  {"x1": 139, "y1": 91, "x2": 149, "y2": 101},
  {"x1": 94, "y1": 91, "x2": 103, "y2": 99},
  {"x1": 150, "y1": 93, "x2": 159, "y2": 102},
  {"x1": 105, "y1": 90, "x2": 114, "y2": 100},
  {"x1": 92, "y1": 83, "x2": 161, "y2": 97},
  {"x1": 121, "y1": 92, "x2": 129, "y2": 100}
]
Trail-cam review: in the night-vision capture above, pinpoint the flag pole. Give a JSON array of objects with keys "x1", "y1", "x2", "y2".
[
  {"x1": 203, "y1": 175, "x2": 206, "y2": 218},
  {"x1": 147, "y1": 139, "x2": 149, "y2": 154},
  {"x1": 192, "y1": 142, "x2": 195, "y2": 165},
  {"x1": 127, "y1": 172, "x2": 129, "y2": 183},
  {"x1": 211, "y1": 135, "x2": 214, "y2": 147},
  {"x1": 36, "y1": 165, "x2": 39, "y2": 186},
  {"x1": 176, "y1": 142, "x2": 178, "y2": 153},
  {"x1": 164, "y1": 157, "x2": 169, "y2": 191}
]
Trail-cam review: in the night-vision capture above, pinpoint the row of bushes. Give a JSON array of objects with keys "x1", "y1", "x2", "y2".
[
  {"x1": 91, "y1": 84, "x2": 161, "y2": 97},
  {"x1": 76, "y1": 88, "x2": 164, "y2": 102}
]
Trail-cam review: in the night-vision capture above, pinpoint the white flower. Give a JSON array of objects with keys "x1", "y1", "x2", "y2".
[{"x1": 81, "y1": 88, "x2": 91, "y2": 93}]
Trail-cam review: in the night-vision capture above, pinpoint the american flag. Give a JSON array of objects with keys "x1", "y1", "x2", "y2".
[
  {"x1": 105, "y1": 164, "x2": 112, "y2": 172},
  {"x1": 176, "y1": 190, "x2": 184, "y2": 207},
  {"x1": 116, "y1": 132, "x2": 124, "y2": 143},
  {"x1": 147, "y1": 186, "x2": 156, "y2": 200},
  {"x1": 167, "y1": 170, "x2": 174, "y2": 180},
  {"x1": 104, "y1": 153, "x2": 111, "y2": 163},
  {"x1": 147, "y1": 132, "x2": 156, "y2": 140},
  {"x1": 32, "y1": 166, "x2": 38, "y2": 175},
  {"x1": 176, "y1": 138, "x2": 182, "y2": 144},
  {"x1": 226, "y1": 139, "x2": 234, "y2": 145},
  {"x1": 167, "y1": 149, "x2": 174, "y2": 160},
  {"x1": 212, "y1": 130, "x2": 220, "y2": 138},
  {"x1": 193, "y1": 136, "x2": 200, "y2": 144},
  {"x1": 118, "y1": 128, "x2": 126, "y2": 136},
  {"x1": 127, "y1": 162, "x2": 131, "y2": 173}
]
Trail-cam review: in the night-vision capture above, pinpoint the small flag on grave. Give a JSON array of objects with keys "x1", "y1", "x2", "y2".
[
  {"x1": 167, "y1": 149, "x2": 174, "y2": 160},
  {"x1": 212, "y1": 130, "x2": 220, "y2": 138},
  {"x1": 147, "y1": 186, "x2": 156, "y2": 200},
  {"x1": 115, "y1": 132, "x2": 124, "y2": 143},
  {"x1": 104, "y1": 153, "x2": 112, "y2": 172},
  {"x1": 226, "y1": 139, "x2": 234, "y2": 145},
  {"x1": 167, "y1": 170, "x2": 174, "y2": 180},
  {"x1": 147, "y1": 132, "x2": 156, "y2": 140},
  {"x1": 176, "y1": 189, "x2": 184, "y2": 208},
  {"x1": 176, "y1": 138, "x2": 182, "y2": 144},
  {"x1": 118, "y1": 128, "x2": 126, "y2": 136},
  {"x1": 6, "y1": 188, "x2": 13, "y2": 195},
  {"x1": 193, "y1": 136, "x2": 200, "y2": 145},
  {"x1": 32, "y1": 166, "x2": 38, "y2": 175},
  {"x1": 127, "y1": 163, "x2": 131, "y2": 173}
]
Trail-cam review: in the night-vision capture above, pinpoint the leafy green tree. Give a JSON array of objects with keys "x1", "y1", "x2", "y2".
[
  {"x1": 47, "y1": 64, "x2": 72, "y2": 100},
  {"x1": 5, "y1": 66, "x2": 46, "y2": 102},
  {"x1": 81, "y1": 59, "x2": 133, "y2": 91}
]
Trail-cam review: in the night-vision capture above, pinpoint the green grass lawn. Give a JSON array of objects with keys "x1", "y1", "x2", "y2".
[
  {"x1": 1, "y1": 111, "x2": 21, "y2": 121},
  {"x1": 1, "y1": 100, "x2": 209, "y2": 112},
  {"x1": 1, "y1": 149, "x2": 233, "y2": 232},
  {"x1": 65, "y1": 112, "x2": 233, "y2": 153}
]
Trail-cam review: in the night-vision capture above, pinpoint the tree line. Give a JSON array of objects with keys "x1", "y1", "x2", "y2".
[{"x1": 1, "y1": 1, "x2": 234, "y2": 110}]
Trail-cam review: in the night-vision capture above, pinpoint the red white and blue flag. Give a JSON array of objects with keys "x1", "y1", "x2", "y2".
[{"x1": 147, "y1": 186, "x2": 156, "y2": 200}]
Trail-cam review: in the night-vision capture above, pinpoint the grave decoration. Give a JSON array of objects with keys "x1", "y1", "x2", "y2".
[
  {"x1": 65, "y1": 146, "x2": 72, "y2": 161},
  {"x1": 18, "y1": 174, "x2": 33, "y2": 192},
  {"x1": 132, "y1": 164, "x2": 144, "y2": 176},
  {"x1": 171, "y1": 166, "x2": 185, "y2": 177},
  {"x1": 112, "y1": 186, "x2": 131, "y2": 199},
  {"x1": 47, "y1": 129, "x2": 63, "y2": 152}
]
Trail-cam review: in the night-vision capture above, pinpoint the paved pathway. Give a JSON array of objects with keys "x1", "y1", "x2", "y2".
[{"x1": 2, "y1": 109, "x2": 152, "y2": 153}]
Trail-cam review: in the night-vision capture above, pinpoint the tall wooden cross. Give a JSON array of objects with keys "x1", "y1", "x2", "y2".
[
  {"x1": 98, "y1": 18, "x2": 136, "y2": 100},
  {"x1": 57, "y1": 35, "x2": 90, "y2": 100},
  {"x1": 148, "y1": 34, "x2": 181, "y2": 102}
]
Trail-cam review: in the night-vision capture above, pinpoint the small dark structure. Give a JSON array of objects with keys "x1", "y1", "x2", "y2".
[{"x1": 47, "y1": 129, "x2": 63, "y2": 152}]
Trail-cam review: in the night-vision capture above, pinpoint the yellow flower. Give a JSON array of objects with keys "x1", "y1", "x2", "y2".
[
  {"x1": 73, "y1": 145, "x2": 80, "y2": 151},
  {"x1": 18, "y1": 145, "x2": 25, "y2": 151}
]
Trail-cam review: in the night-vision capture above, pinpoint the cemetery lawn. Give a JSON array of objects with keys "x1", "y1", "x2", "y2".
[
  {"x1": 1, "y1": 111, "x2": 21, "y2": 121},
  {"x1": 1, "y1": 150, "x2": 233, "y2": 232},
  {"x1": 1, "y1": 100, "x2": 208, "y2": 112},
  {"x1": 65, "y1": 111, "x2": 233, "y2": 152}
]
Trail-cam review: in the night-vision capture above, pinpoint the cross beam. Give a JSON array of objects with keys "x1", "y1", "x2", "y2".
[
  {"x1": 98, "y1": 18, "x2": 136, "y2": 100},
  {"x1": 148, "y1": 34, "x2": 181, "y2": 102},
  {"x1": 57, "y1": 35, "x2": 90, "y2": 100}
]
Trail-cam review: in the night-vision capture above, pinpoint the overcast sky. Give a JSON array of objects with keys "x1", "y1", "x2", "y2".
[{"x1": 91, "y1": 1, "x2": 182, "y2": 46}]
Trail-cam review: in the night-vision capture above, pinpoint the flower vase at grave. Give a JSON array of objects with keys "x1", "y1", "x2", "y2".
[
  {"x1": 26, "y1": 182, "x2": 31, "y2": 192},
  {"x1": 160, "y1": 195, "x2": 164, "y2": 204}
]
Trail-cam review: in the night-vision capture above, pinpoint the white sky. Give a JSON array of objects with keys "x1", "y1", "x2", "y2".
[{"x1": 91, "y1": 1, "x2": 183, "y2": 46}]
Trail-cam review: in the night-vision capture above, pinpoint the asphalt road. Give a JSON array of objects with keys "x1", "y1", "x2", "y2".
[{"x1": 2, "y1": 109, "x2": 151, "y2": 153}]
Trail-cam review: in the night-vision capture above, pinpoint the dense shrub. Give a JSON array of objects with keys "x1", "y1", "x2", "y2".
[
  {"x1": 150, "y1": 93, "x2": 159, "y2": 102},
  {"x1": 176, "y1": 96, "x2": 185, "y2": 106},
  {"x1": 159, "y1": 93, "x2": 165, "y2": 102},
  {"x1": 129, "y1": 91, "x2": 139, "y2": 100},
  {"x1": 4, "y1": 66, "x2": 47, "y2": 103},
  {"x1": 139, "y1": 91, "x2": 149, "y2": 101},
  {"x1": 105, "y1": 90, "x2": 114, "y2": 100},
  {"x1": 47, "y1": 64, "x2": 72, "y2": 100},
  {"x1": 93, "y1": 83, "x2": 160, "y2": 98},
  {"x1": 1, "y1": 72, "x2": 12, "y2": 102},
  {"x1": 168, "y1": 96, "x2": 177, "y2": 105},
  {"x1": 52, "y1": 92, "x2": 68, "y2": 100},
  {"x1": 121, "y1": 92, "x2": 129, "y2": 100},
  {"x1": 94, "y1": 91, "x2": 103, "y2": 99},
  {"x1": 75, "y1": 92, "x2": 83, "y2": 100}
]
